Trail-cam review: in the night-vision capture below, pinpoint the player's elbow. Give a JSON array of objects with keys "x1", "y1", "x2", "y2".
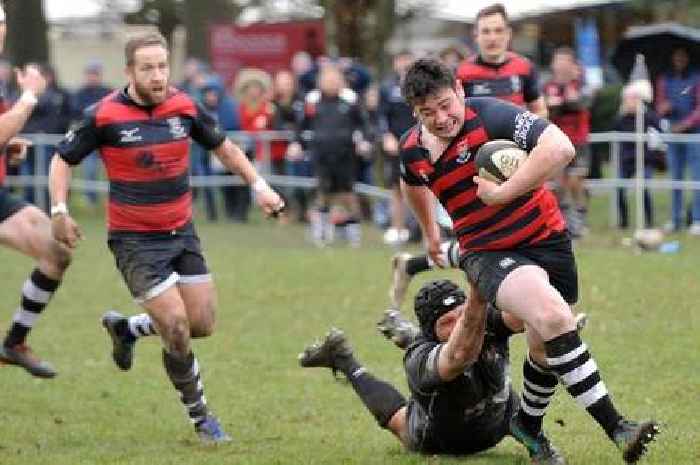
[{"x1": 542, "y1": 130, "x2": 575, "y2": 168}]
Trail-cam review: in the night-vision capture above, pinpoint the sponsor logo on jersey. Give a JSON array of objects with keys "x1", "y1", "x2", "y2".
[{"x1": 120, "y1": 127, "x2": 143, "y2": 143}]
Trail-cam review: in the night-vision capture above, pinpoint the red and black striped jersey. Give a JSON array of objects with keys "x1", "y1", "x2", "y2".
[
  {"x1": 56, "y1": 87, "x2": 225, "y2": 234},
  {"x1": 456, "y1": 53, "x2": 540, "y2": 107},
  {"x1": 400, "y1": 97, "x2": 565, "y2": 253}
]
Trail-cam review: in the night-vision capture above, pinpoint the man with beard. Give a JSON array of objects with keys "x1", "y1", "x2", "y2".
[{"x1": 48, "y1": 32, "x2": 284, "y2": 443}]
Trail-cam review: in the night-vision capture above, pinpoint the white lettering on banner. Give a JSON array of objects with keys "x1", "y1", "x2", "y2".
[{"x1": 212, "y1": 30, "x2": 288, "y2": 55}]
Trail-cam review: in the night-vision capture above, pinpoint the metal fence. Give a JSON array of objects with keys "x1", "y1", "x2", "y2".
[{"x1": 5, "y1": 130, "x2": 700, "y2": 227}]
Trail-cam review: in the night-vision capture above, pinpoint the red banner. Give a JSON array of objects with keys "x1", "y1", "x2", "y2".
[{"x1": 209, "y1": 20, "x2": 325, "y2": 85}]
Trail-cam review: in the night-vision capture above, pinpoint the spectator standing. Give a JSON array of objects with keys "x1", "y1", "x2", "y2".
[
  {"x1": 655, "y1": 47, "x2": 700, "y2": 234},
  {"x1": 231, "y1": 69, "x2": 274, "y2": 222},
  {"x1": 544, "y1": 47, "x2": 591, "y2": 237},
  {"x1": 289, "y1": 65, "x2": 372, "y2": 246},
  {"x1": 615, "y1": 84, "x2": 664, "y2": 229},
  {"x1": 72, "y1": 61, "x2": 112, "y2": 207},
  {"x1": 272, "y1": 70, "x2": 307, "y2": 222},
  {"x1": 379, "y1": 51, "x2": 416, "y2": 245}
]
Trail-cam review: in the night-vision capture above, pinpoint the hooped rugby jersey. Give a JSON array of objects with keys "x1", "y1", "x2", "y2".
[
  {"x1": 400, "y1": 97, "x2": 565, "y2": 253},
  {"x1": 57, "y1": 87, "x2": 225, "y2": 233},
  {"x1": 456, "y1": 52, "x2": 540, "y2": 107}
]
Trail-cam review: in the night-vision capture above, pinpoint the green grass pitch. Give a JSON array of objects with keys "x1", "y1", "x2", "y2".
[{"x1": 0, "y1": 199, "x2": 698, "y2": 465}]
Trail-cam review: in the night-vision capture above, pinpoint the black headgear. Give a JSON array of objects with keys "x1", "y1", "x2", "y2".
[{"x1": 414, "y1": 279, "x2": 466, "y2": 340}]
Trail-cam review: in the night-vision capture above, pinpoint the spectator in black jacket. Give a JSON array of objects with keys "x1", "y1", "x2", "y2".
[
  {"x1": 615, "y1": 83, "x2": 665, "y2": 229},
  {"x1": 379, "y1": 51, "x2": 415, "y2": 245},
  {"x1": 288, "y1": 64, "x2": 371, "y2": 246}
]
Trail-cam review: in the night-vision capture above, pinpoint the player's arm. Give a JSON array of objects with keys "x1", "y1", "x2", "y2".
[
  {"x1": 473, "y1": 99, "x2": 574, "y2": 205},
  {"x1": 0, "y1": 64, "x2": 46, "y2": 148},
  {"x1": 527, "y1": 96, "x2": 548, "y2": 119},
  {"x1": 191, "y1": 101, "x2": 284, "y2": 216},
  {"x1": 524, "y1": 63, "x2": 547, "y2": 119},
  {"x1": 49, "y1": 108, "x2": 100, "y2": 248},
  {"x1": 401, "y1": 181, "x2": 444, "y2": 266},
  {"x1": 437, "y1": 282, "x2": 487, "y2": 381},
  {"x1": 212, "y1": 139, "x2": 284, "y2": 216}
]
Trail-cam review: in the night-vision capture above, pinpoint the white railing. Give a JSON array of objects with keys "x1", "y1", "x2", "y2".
[{"x1": 5, "y1": 130, "x2": 700, "y2": 227}]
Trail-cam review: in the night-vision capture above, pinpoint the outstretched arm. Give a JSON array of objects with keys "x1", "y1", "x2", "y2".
[
  {"x1": 437, "y1": 283, "x2": 487, "y2": 381},
  {"x1": 0, "y1": 64, "x2": 46, "y2": 147},
  {"x1": 213, "y1": 139, "x2": 285, "y2": 216},
  {"x1": 401, "y1": 180, "x2": 444, "y2": 266}
]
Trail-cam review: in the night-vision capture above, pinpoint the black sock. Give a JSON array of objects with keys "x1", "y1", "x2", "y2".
[
  {"x1": 4, "y1": 269, "x2": 60, "y2": 347},
  {"x1": 405, "y1": 256, "x2": 432, "y2": 276},
  {"x1": 162, "y1": 350, "x2": 209, "y2": 426},
  {"x1": 545, "y1": 331, "x2": 622, "y2": 440},
  {"x1": 517, "y1": 354, "x2": 558, "y2": 435},
  {"x1": 345, "y1": 363, "x2": 407, "y2": 428}
]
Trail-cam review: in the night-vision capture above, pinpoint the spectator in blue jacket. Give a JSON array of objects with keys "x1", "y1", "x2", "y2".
[{"x1": 655, "y1": 47, "x2": 700, "y2": 233}]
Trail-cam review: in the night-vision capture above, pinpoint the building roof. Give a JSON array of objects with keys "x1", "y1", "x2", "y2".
[{"x1": 429, "y1": 0, "x2": 626, "y2": 22}]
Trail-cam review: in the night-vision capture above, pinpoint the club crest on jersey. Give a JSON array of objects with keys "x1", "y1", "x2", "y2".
[
  {"x1": 167, "y1": 117, "x2": 187, "y2": 139},
  {"x1": 456, "y1": 149, "x2": 472, "y2": 164},
  {"x1": 120, "y1": 127, "x2": 142, "y2": 143}
]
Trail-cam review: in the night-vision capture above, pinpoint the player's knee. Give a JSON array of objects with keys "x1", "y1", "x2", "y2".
[
  {"x1": 386, "y1": 406, "x2": 408, "y2": 438},
  {"x1": 190, "y1": 298, "x2": 216, "y2": 338},
  {"x1": 50, "y1": 242, "x2": 72, "y2": 272},
  {"x1": 161, "y1": 314, "x2": 191, "y2": 355},
  {"x1": 536, "y1": 297, "x2": 575, "y2": 339}
]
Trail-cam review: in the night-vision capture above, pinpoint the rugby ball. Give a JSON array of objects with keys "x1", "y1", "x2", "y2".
[
  {"x1": 475, "y1": 140, "x2": 528, "y2": 184},
  {"x1": 633, "y1": 228, "x2": 664, "y2": 251}
]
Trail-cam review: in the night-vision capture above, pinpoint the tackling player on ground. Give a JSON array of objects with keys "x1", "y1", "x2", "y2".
[
  {"x1": 48, "y1": 32, "x2": 284, "y2": 443},
  {"x1": 301, "y1": 279, "x2": 570, "y2": 460}
]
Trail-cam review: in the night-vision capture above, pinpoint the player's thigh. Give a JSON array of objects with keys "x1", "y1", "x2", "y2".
[
  {"x1": 109, "y1": 236, "x2": 179, "y2": 303},
  {"x1": 0, "y1": 204, "x2": 61, "y2": 261},
  {"x1": 461, "y1": 250, "x2": 573, "y2": 340},
  {"x1": 174, "y1": 234, "x2": 216, "y2": 336}
]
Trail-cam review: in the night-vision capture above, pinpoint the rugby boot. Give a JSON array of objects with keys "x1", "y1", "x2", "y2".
[
  {"x1": 0, "y1": 343, "x2": 56, "y2": 378},
  {"x1": 613, "y1": 419, "x2": 660, "y2": 463},
  {"x1": 101, "y1": 310, "x2": 136, "y2": 371},
  {"x1": 389, "y1": 252, "x2": 413, "y2": 308},
  {"x1": 195, "y1": 414, "x2": 232, "y2": 444},
  {"x1": 377, "y1": 308, "x2": 420, "y2": 349},
  {"x1": 510, "y1": 415, "x2": 567, "y2": 465},
  {"x1": 298, "y1": 327, "x2": 353, "y2": 377}
]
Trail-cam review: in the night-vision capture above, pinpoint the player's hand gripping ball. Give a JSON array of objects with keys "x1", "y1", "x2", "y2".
[{"x1": 475, "y1": 140, "x2": 528, "y2": 184}]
